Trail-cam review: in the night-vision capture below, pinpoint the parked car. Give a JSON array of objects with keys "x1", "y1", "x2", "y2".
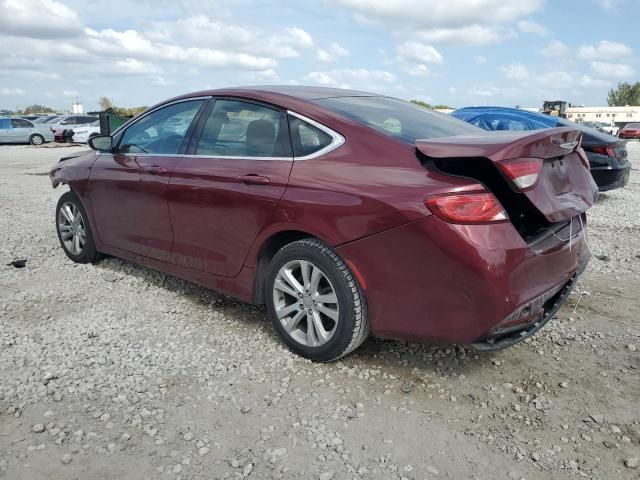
[
  {"x1": 21, "y1": 115, "x2": 41, "y2": 121},
  {"x1": 33, "y1": 115, "x2": 62, "y2": 124},
  {"x1": 49, "y1": 115, "x2": 99, "y2": 136},
  {"x1": 451, "y1": 106, "x2": 631, "y2": 191},
  {"x1": 50, "y1": 87, "x2": 597, "y2": 361},
  {"x1": 70, "y1": 120, "x2": 101, "y2": 143},
  {"x1": 0, "y1": 117, "x2": 54, "y2": 145},
  {"x1": 619, "y1": 122, "x2": 640, "y2": 139}
]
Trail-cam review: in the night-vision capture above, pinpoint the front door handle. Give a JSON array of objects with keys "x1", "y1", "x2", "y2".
[
  {"x1": 144, "y1": 165, "x2": 168, "y2": 175},
  {"x1": 235, "y1": 174, "x2": 270, "y2": 185}
]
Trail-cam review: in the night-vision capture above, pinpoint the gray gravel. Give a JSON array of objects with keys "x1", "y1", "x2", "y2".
[{"x1": 1, "y1": 143, "x2": 639, "y2": 479}]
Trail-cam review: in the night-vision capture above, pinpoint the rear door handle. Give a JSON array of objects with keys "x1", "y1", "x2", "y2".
[
  {"x1": 144, "y1": 165, "x2": 168, "y2": 175},
  {"x1": 235, "y1": 174, "x2": 270, "y2": 185}
]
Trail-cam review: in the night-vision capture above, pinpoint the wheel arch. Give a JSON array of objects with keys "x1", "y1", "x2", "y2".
[{"x1": 251, "y1": 229, "x2": 321, "y2": 304}]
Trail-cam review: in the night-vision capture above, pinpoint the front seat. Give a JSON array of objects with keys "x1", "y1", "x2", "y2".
[{"x1": 246, "y1": 119, "x2": 276, "y2": 157}]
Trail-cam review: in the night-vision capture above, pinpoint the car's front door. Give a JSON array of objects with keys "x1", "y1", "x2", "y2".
[
  {"x1": 167, "y1": 98, "x2": 294, "y2": 276},
  {"x1": 89, "y1": 98, "x2": 207, "y2": 261}
]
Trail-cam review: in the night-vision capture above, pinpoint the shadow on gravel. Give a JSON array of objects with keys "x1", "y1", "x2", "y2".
[{"x1": 94, "y1": 256, "x2": 492, "y2": 375}]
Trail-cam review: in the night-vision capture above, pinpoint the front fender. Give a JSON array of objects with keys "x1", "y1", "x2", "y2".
[{"x1": 49, "y1": 150, "x2": 97, "y2": 189}]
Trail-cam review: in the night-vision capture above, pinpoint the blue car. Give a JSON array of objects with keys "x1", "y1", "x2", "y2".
[{"x1": 451, "y1": 106, "x2": 630, "y2": 191}]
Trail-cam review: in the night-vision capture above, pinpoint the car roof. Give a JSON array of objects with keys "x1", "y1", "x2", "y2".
[{"x1": 185, "y1": 85, "x2": 379, "y2": 100}]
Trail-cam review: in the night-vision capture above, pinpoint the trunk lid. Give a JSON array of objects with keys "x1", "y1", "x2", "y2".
[{"x1": 416, "y1": 127, "x2": 598, "y2": 223}]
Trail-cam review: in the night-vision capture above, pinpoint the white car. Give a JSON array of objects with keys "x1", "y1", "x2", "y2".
[
  {"x1": 49, "y1": 115, "x2": 99, "y2": 135},
  {"x1": 71, "y1": 120, "x2": 101, "y2": 143},
  {"x1": 601, "y1": 124, "x2": 620, "y2": 137}
]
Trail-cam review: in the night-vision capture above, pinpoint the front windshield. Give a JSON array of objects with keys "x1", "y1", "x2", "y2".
[{"x1": 313, "y1": 96, "x2": 481, "y2": 143}]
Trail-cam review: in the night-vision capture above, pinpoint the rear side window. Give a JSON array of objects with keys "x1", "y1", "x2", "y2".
[
  {"x1": 195, "y1": 99, "x2": 291, "y2": 158},
  {"x1": 12, "y1": 119, "x2": 33, "y2": 128},
  {"x1": 288, "y1": 115, "x2": 333, "y2": 157},
  {"x1": 314, "y1": 96, "x2": 480, "y2": 144}
]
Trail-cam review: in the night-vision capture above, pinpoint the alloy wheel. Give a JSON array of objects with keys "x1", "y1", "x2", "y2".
[
  {"x1": 272, "y1": 259, "x2": 340, "y2": 347},
  {"x1": 57, "y1": 202, "x2": 86, "y2": 255}
]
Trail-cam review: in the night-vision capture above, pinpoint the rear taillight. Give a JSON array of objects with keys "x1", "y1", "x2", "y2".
[
  {"x1": 497, "y1": 158, "x2": 542, "y2": 190},
  {"x1": 425, "y1": 191, "x2": 508, "y2": 224},
  {"x1": 591, "y1": 146, "x2": 615, "y2": 157}
]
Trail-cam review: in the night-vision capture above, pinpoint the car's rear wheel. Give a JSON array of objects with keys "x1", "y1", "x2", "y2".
[
  {"x1": 266, "y1": 239, "x2": 369, "y2": 362},
  {"x1": 29, "y1": 134, "x2": 44, "y2": 146},
  {"x1": 55, "y1": 191, "x2": 100, "y2": 264}
]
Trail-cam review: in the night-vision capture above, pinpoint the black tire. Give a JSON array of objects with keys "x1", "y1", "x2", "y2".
[
  {"x1": 55, "y1": 191, "x2": 100, "y2": 264},
  {"x1": 266, "y1": 239, "x2": 369, "y2": 362},
  {"x1": 29, "y1": 134, "x2": 44, "y2": 146}
]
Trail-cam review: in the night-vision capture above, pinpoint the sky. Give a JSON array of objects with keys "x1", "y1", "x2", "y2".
[{"x1": 0, "y1": 0, "x2": 638, "y2": 112}]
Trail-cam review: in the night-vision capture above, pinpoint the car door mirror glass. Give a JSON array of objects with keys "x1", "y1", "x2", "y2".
[{"x1": 89, "y1": 135, "x2": 113, "y2": 152}]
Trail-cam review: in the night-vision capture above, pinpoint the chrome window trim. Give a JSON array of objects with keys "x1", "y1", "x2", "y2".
[
  {"x1": 287, "y1": 110, "x2": 345, "y2": 160},
  {"x1": 104, "y1": 102, "x2": 344, "y2": 162}
]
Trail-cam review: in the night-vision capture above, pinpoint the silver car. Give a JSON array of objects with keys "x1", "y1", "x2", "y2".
[{"x1": 0, "y1": 117, "x2": 54, "y2": 145}]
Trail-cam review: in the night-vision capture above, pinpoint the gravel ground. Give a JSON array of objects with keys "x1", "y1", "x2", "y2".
[{"x1": 1, "y1": 143, "x2": 639, "y2": 480}]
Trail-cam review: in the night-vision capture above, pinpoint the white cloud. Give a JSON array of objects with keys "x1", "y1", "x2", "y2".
[
  {"x1": 0, "y1": 0, "x2": 83, "y2": 38},
  {"x1": 304, "y1": 69, "x2": 395, "y2": 90},
  {"x1": 535, "y1": 71, "x2": 573, "y2": 89},
  {"x1": 473, "y1": 55, "x2": 487, "y2": 64},
  {"x1": 334, "y1": 0, "x2": 543, "y2": 27},
  {"x1": 417, "y1": 25, "x2": 507, "y2": 46},
  {"x1": 517, "y1": 19, "x2": 546, "y2": 35},
  {"x1": 335, "y1": 0, "x2": 541, "y2": 46},
  {"x1": 317, "y1": 43, "x2": 349, "y2": 62},
  {"x1": 395, "y1": 41, "x2": 443, "y2": 64},
  {"x1": 539, "y1": 40, "x2": 570, "y2": 57},
  {"x1": 578, "y1": 40, "x2": 632, "y2": 60},
  {"x1": 577, "y1": 75, "x2": 611, "y2": 88},
  {"x1": 114, "y1": 58, "x2": 163, "y2": 75},
  {"x1": 589, "y1": 61, "x2": 635, "y2": 78},
  {"x1": 501, "y1": 63, "x2": 530, "y2": 80},
  {"x1": 402, "y1": 64, "x2": 431, "y2": 76},
  {"x1": 0, "y1": 87, "x2": 26, "y2": 96},
  {"x1": 84, "y1": 28, "x2": 277, "y2": 70}
]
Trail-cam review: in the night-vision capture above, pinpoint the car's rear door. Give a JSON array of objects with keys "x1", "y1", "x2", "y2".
[
  {"x1": 89, "y1": 98, "x2": 208, "y2": 261},
  {"x1": 11, "y1": 119, "x2": 35, "y2": 142},
  {"x1": 167, "y1": 98, "x2": 294, "y2": 276}
]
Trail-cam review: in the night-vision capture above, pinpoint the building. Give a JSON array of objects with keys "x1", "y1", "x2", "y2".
[
  {"x1": 71, "y1": 101, "x2": 84, "y2": 114},
  {"x1": 565, "y1": 106, "x2": 640, "y2": 126}
]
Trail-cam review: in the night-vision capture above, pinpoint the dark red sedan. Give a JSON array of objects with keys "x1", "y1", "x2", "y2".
[
  {"x1": 50, "y1": 87, "x2": 597, "y2": 361},
  {"x1": 619, "y1": 122, "x2": 640, "y2": 139}
]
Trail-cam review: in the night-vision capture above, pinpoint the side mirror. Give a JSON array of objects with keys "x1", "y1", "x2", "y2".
[{"x1": 88, "y1": 135, "x2": 112, "y2": 152}]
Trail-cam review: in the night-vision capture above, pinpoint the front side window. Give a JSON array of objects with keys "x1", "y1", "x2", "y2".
[
  {"x1": 314, "y1": 96, "x2": 480, "y2": 144},
  {"x1": 288, "y1": 115, "x2": 333, "y2": 157},
  {"x1": 196, "y1": 99, "x2": 289, "y2": 157},
  {"x1": 118, "y1": 100, "x2": 204, "y2": 154}
]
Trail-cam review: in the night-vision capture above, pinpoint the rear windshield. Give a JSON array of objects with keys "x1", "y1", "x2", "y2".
[{"x1": 313, "y1": 96, "x2": 481, "y2": 144}]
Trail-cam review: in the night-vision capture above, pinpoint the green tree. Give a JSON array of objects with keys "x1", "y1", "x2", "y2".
[
  {"x1": 410, "y1": 100, "x2": 452, "y2": 110},
  {"x1": 22, "y1": 104, "x2": 56, "y2": 114},
  {"x1": 607, "y1": 82, "x2": 640, "y2": 106}
]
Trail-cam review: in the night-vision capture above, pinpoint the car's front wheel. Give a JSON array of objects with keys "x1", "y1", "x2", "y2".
[
  {"x1": 29, "y1": 134, "x2": 44, "y2": 146},
  {"x1": 266, "y1": 239, "x2": 369, "y2": 362},
  {"x1": 55, "y1": 191, "x2": 100, "y2": 264}
]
